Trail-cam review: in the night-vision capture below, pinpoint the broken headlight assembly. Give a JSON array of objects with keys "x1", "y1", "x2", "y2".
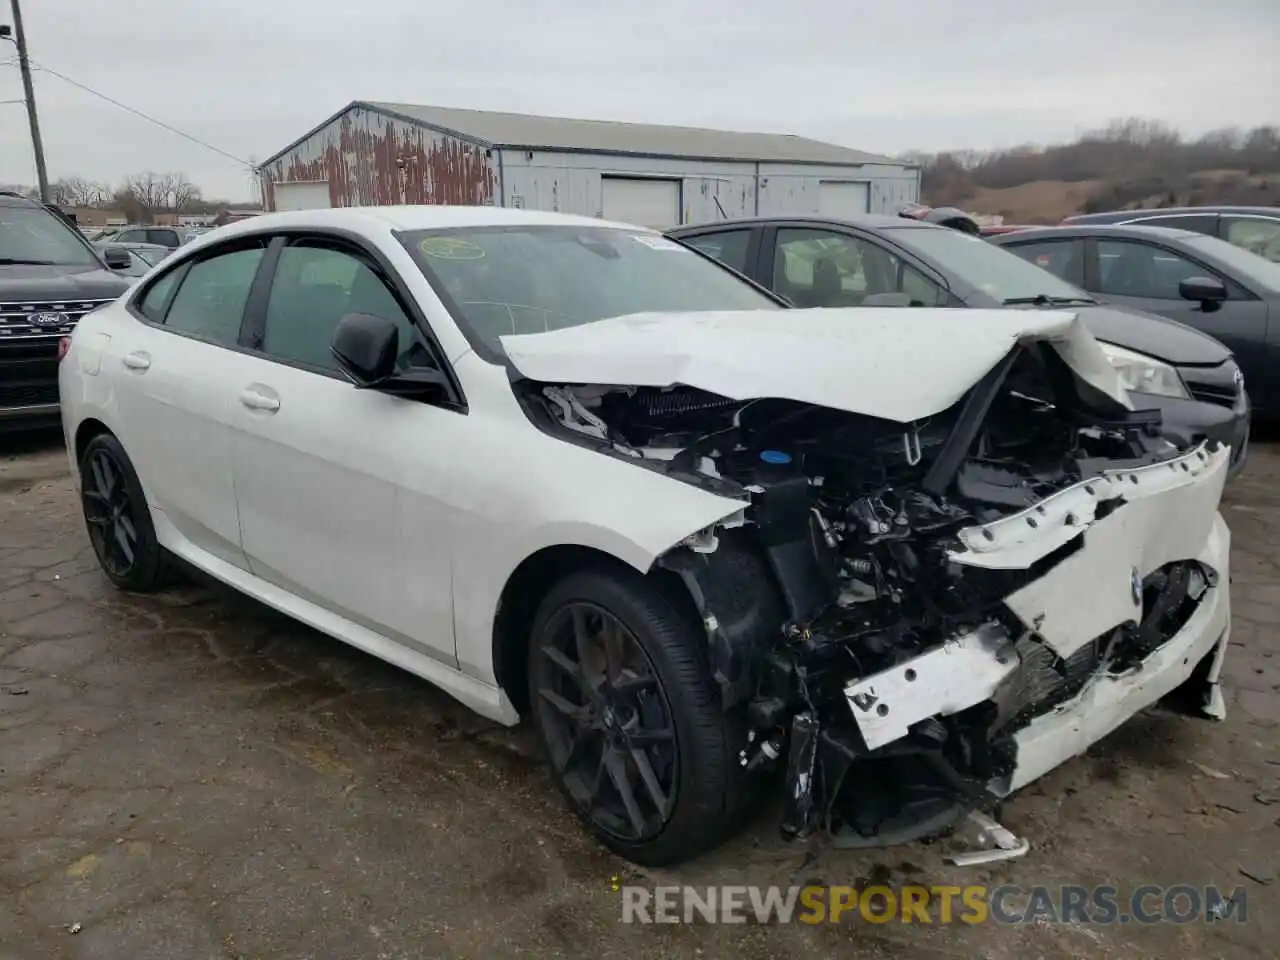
[{"x1": 1099, "y1": 342, "x2": 1190, "y2": 400}]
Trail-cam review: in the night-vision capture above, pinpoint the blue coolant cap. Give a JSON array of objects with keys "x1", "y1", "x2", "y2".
[{"x1": 759, "y1": 449, "x2": 792, "y2": 465}]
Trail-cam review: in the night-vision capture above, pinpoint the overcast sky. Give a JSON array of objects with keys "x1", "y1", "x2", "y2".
[{"x1": 1, "y1": 0, "x2": 1275, "y2": 201}]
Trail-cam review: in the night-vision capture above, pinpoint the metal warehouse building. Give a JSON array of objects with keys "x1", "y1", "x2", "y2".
[{"x1": 257, "y1": 101, "x2": 919, "y2": 229}]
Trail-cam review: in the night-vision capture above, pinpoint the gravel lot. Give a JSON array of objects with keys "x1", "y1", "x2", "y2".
[{"x1": 1, "y1": 429, "x2": 1277, "y2": 960}]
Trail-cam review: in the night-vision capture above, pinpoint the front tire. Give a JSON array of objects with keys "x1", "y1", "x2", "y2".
[
  {"x1": 79, "y1": 433, "x2": 168, "y2": 592},
  {"x1": 527, "y1": 566, "x2": 752, "y2": 866}
]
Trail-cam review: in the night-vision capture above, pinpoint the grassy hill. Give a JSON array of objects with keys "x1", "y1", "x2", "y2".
[{"x1": 907, "y1": 119, "x2": 1280, "y2": 224}]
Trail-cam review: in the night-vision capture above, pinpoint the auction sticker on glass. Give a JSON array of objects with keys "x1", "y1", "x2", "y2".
[
  {"x1": 632, "y1": 235, "x2": 688, "y2": 252},
  {"x1": 419, "y1": 237, "x2": 487, "y2": 260}
]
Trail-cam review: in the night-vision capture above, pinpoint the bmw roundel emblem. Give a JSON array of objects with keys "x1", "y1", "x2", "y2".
[
  {"x1": 29, "y1": 311, "x2": 68, "y2": 328},
  {"x1": 1130, "y1": 566, "x2": 1142, "y2": 606}
]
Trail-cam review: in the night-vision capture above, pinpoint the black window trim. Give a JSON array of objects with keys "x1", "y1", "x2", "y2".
[
  {"x1": 758, "y1": 221, "x2": 954, "y2": 302},
  {"x1": 1083, "y1": 235, "x2": 1262, "y2": 301},
  {"x1": 242, "y1": 228, "x2": 468, "y2": 414},
  {"x1": 125, "y1": 234, "x2": 273, "y2": 352}
]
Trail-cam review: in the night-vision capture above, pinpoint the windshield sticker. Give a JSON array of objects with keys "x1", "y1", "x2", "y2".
[
  {"x1": 632, "y1": 235, "x2": 688, "y2": 252},
  {"x1": 419, "y1": 237, "x2": 487, "y2": 260}
]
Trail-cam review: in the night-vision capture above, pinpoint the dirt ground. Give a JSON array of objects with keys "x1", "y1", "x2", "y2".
[{"x1": 1, "y1": 429, "x2": 1276, "y2": 960}]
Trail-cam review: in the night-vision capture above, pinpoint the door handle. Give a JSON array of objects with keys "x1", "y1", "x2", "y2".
[
  {"x1": 121, "y1": 351, "x2": 151, "y2": 371},
  {"x1": 239, "y1": 387, "x2": 280, "y2": 412}
]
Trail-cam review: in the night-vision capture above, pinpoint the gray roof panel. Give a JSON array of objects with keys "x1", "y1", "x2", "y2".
[{"x1": 363, "y1": 101, "x2": 900, "y2": 166}]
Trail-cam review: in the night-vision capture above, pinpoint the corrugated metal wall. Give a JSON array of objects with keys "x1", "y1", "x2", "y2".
[
  {"x1": 259, "y1": 105, "x2": 919, "y2": 221},
  {"x1": 498, "y1": 152, "x2": 919, "y2": 224},
  {"x1": 258, "y1": 105, "x2": 497, "y2": 210},
  {"x1": 756, "y1": 162, "x2": 919, "y2": 217}
]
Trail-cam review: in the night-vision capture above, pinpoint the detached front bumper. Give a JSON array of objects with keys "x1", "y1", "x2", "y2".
[{"x1": 842, "y1": 441, "x2": 1231, "y2": 804}]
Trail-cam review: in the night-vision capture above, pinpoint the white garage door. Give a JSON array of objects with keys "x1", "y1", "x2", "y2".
[
  {"x1": 601, "y1": 177, "x2": 680, "y2": 230},
  {"x1": 273, "y1": 181, "x2": 332, "y2": 212},
  {"x1": 819, "y1": 181, "x2": 870, "y2": 219}
]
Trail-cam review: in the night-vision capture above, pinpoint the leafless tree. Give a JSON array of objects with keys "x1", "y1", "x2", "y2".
[{"x1": 49, "y1": 176, "x2": 112, "y2": 207}]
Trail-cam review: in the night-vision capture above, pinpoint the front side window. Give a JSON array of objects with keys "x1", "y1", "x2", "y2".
[
  {"x1": 0, "y1": 204, "x2": 99, "y2": 267},
  {"x1": 150, "y1": 229, "x2": 181, "y2": 247},
  {"x1": 1002, "y1": 239, "x2": 1084, "y2": 286},
  {"x1": 1096, "y1": 240, "x2": 1219, "y2": 299},
  {"x1": 116, "y1": 229, "x2": 148, "y2": 244},
  {"x1": 261, "y1": 243, "x2": 423, "y2": 372},
  {"x1": 163, "y1": 245, "x2": 265, "y2": 345},
  {"x1": 1223, "y1": 217, "x2": 1280, "y2": 263},
  {"x1": 400, "y1": 226, "x2": 779, "y2": 353},
  {"x1": 681, "y1": 230, "x2": 752, "y2": 273},
  {"x1": 773, "y1": 228, "x2": 946, "y2": 308}
]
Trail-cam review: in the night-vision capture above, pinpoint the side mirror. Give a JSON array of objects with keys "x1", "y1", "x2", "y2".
[
  {"x1": 1179, "y1": 276, "x2": 1227, "y2": 311},
  {"x1": 102, "y1": 246, "x2": 132, "y2": 271},
  {"x1": 331, "y1": 312, "x2": 400, "y2": 385}
]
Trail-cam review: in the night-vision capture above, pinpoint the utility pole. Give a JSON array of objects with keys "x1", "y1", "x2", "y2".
[{"x1": 2, "y1": 0, "x2": 49, "y2": 201}]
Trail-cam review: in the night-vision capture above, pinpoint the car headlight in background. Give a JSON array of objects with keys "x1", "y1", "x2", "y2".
[{"x1": 1099, "y1": 342, "x2": 1191, "y2": 400}]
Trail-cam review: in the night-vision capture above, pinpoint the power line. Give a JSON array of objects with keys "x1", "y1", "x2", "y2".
[{"x1": 31, "y1": 61, "x2": 256, "y2": 169}]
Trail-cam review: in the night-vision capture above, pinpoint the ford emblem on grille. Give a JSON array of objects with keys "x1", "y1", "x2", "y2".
[
  {"x1": 29, "y1": 311, "x2": 68, "y2": 328},
  {"x1": 1130, "y1": 566, "x2": 1142, "y2": 606}
]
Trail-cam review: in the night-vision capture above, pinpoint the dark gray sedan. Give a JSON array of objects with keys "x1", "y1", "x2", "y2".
[
  {"x1": 990, "y1": 224, "x2": 1280, "y2": 416},
  {"x1": 667, "y1": 215, "x2": 1250, "y2": 475}
]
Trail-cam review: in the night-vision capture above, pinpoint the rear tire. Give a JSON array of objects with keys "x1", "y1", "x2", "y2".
[
  {"x1": 79, "y1": 433, "x2": 169, "y2": 593},
  {"x1": 527, "y1": 566, "x2": 754, "y2": 866}
]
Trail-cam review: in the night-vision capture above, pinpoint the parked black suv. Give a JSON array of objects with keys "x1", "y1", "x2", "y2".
[{"x1": 1, "y1": 192, "x2": 133, "y2": 430}]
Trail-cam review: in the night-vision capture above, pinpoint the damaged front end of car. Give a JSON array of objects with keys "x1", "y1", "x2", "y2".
[{"x1": 507, "y1": 312, "x2": 1232, "y2": 850}]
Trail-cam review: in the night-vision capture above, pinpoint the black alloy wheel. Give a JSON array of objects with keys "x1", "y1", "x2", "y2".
[
  {"x1": 82, "y1": 445, "x2": 140, "y2": 578},
  {"x1": 534, "y1": 601, "x2": 678, "y2": 844},
  {"x1": 79, "y1": 433, "x2": 168, "y2": 592}
]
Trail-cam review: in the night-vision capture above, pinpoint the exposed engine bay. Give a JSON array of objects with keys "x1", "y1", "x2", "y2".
[{"x1": 518, "y1": 339, "x2": 1229, "y2": 849}]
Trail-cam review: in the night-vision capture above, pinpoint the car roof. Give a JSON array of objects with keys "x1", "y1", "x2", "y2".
[
  {"x1": 991, "y1": 223, "x2": 1202, "y2": 242},
  {"x1": 1064, "y1": 205, "x2": 1280, "y2": 223},
  {"x1": 669, "y1": 214, "x2": 937, "y2": 234},
  {"x1": 206, "y1": 205, "x2": 654, "y2": 244}
]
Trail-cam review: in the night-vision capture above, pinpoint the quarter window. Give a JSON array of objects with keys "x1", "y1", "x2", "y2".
[
  {"x1": 682, "y1": 230, "x2": 752, "y2": 273},
  {"x1": 773, "y1": 228, "x2": 946, "y2": 307},
  {"x1": 164, "y1": 245, "x2": 265, "y2": 345},
  {"x1": 260, "y1": 243, "x2": 423, "y2": 372},
  {"x1": 137, "y1": 267, "x2": 184, "y2": 322},
  {"x1": 1096, "y1": 240, "x2": 1220, "y2": 300}
]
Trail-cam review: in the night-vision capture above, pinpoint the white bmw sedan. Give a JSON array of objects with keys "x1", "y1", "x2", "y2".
[{"x1": 60, "y1": 206, "x2": 1232, "y2": 866}]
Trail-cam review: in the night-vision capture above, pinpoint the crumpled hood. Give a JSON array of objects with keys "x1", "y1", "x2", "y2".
[{"x1": 500, "y1": 307, "x2": 1131, "y2": 424}]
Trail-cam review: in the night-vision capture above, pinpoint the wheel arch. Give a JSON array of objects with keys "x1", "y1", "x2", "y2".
[
  {"x1": 73, "y1": 417, "x2": 115, "y2": 465},
  {"x1": 490, "y1": 542, "x2": 703, "y2": 717}
]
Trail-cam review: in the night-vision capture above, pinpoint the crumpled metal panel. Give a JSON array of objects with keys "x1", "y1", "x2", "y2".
[{"x1": 259, "y1": 106, "x2": 497, "y2": 210}]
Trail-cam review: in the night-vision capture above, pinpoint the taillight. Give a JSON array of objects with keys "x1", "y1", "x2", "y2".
[{"x1": 57, "y1": 336, "x2": 72, "y2": 362}]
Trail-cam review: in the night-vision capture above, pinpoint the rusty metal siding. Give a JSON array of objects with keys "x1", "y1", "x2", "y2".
[
  {"x1": 756, "y1": 163, "x2": 919, "y2": 217},
  {"x1": 258, "y1": 105, "x2": 497, "y2": 211}
]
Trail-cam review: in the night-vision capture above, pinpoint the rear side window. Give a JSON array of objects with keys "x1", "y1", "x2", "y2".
[
  {"x1": 1003, "y1": 239, "x2": 1084, "y2": 286},
  {"x1": 163, "y1": 246, "x2": 265, "y2": 345},
  {"x1": 682, "y1": 230, "x2": 752, "y2": 273}
]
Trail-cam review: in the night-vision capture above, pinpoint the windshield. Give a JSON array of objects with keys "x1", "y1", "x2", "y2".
[
  {"x1": 400, "y1": 225, "x2": 780, "y2": 353},
  {"x1": 1185, "y1": 234, "x2": 1280, "y2": 293},
  {"x1": 885, "y1": 226, "x2": 1093, "y2": 303},
  {"x1": 0, "y1": 205, "x2": 100, "y2": 266}
]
